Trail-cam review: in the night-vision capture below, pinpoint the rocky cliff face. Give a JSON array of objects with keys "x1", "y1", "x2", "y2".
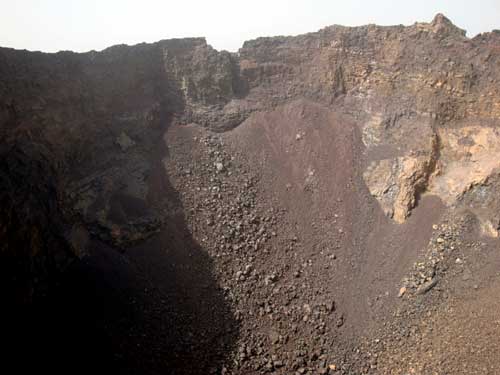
[{"x1": 1, "y1": 13, "x2": 500, "y2": 374}]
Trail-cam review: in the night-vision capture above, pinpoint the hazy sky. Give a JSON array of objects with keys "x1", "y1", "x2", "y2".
[{"x1": 1, "y1": 0, "x2": 499, "y2": 53}]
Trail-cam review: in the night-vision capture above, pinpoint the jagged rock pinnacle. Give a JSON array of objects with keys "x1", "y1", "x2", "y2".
[
  {"x1": 432, "y1": 13, "x2": 453, "y2": 27},
  {"x1": 431, "y1": 13, "x2": 466, "y2": 36}
]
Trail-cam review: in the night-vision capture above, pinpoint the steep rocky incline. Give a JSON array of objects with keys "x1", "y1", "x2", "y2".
[{"x1": 1, "y1": 13, "x2": 500, "y2": 375}]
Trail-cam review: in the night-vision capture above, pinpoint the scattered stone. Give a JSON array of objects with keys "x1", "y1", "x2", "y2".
[
  {"x1": 215, "y1": 162, "x2": 224, "y2": 172},
  {"x1": 416, "y1": 278, "x2": 438, "y2": 295},
  {"x1": 398, "y1": 286, "x2": 407, "y2": 297},
  {"x1": 116, "y1": 131, "x2": 135, "y2": 151},
  {"x1": 269, "y1": 330, "x2": 280, "y2": 345},
  {"x1": 265, "y1": 273, "x2": 278, "y2": 285},
  {"x1": 336, "y1": 314, "x2": 344, "y2": 327},
  {"x1": 318, "y1": 367, "x2": 329, "y2": 374},
  {"x1": 273, "y1": 360, "x2": 284, "y2": 368}
]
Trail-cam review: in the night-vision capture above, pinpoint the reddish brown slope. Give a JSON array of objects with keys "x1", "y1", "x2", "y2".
[{"x1": 159, "y1": 99, "x2": 450, "y2": 373}]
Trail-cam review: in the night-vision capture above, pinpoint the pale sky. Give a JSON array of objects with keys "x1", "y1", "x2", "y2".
[{"x1": 1, "y1": 0, "x2": 499, "y2": 53}]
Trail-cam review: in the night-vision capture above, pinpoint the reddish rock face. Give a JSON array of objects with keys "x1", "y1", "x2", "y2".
[{"x1": 1, "y1": 14, "x2": 500, "y2": 375}]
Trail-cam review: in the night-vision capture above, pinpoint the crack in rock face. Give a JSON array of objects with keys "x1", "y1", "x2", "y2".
[
  {"x1": 362, "y1": 112, "x2": 438, "y2": 223},
  {"x1": 364, "y1": 153, "x2": 436, "y2": 223}
]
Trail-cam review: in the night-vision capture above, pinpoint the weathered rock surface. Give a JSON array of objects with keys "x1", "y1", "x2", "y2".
[{"x1": 1, "y1": 13, "x2": 500, "y2": 375}]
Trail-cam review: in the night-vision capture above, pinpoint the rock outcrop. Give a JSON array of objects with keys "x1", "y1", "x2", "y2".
[{"x1": 1, "y1": 13, "x2": 500, "y2": 374}]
